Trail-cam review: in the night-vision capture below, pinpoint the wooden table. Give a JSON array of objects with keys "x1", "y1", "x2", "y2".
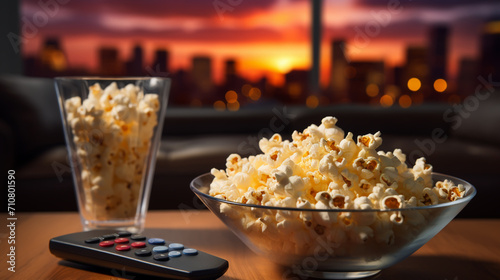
[{"x1": 1, "y1": 210, "x2": 499, "y2": 280}]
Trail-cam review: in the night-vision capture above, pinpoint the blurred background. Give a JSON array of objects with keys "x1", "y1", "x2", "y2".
[
  {"x1": 1, "y1": 0, "x2": 499, "y2": 216},
  {"x1": 4, "y1": 0, "x2": 500, "y2": 109}
]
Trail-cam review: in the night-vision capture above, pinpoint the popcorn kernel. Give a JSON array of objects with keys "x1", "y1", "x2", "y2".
[
  {"x1": 384, "y1": 197, "x2": 400, "y2": 209},
  {"x1": 332, "y1": 196, "x2": 345, "y2": 209},
  {"x1": 359, "y1": 136, "x2": 371, "y2": 147}
]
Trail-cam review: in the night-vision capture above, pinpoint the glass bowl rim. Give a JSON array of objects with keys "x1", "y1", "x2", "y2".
[
  {"x1": 54, "y1": 76, "x2": 171, "y2": 81},
  {"x1": 190, "y1": 172, "x2": 476, "y2": 213}
]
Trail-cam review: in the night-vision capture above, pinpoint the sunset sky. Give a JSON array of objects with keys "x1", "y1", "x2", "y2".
[{"x1": 21, "y1": 0, "x2": 500, "y2": 86}]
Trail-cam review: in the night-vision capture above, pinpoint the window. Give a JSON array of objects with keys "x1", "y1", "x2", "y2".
[{"x1": 19, "y1": 0, "x2": 500, "y2": 109}]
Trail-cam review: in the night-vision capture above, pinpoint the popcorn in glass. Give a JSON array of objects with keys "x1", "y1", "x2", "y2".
[{"x1": 55, "y1": 77, "x2": 170, "y2": 233}]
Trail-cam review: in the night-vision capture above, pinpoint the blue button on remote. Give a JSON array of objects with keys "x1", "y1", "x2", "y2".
[
  {"x1": 183, "y1": 248, "x2": 198, "y2": 256},
  {"x1": 168, "y1": 251, "x2": 182, "y2": 258},
  {"x1": 153, "y1": 246, "x2": 169, "y2": 253},
  {"x1": 148, "y1": 238, "x2": 166, "y2": 245},
  {"x1": 169, "y1": 243, "x2": 184, "y2": 250}
]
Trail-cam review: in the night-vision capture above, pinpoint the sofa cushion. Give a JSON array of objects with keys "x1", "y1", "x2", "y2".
[
  {"x1": 0, "y1": 75, "x2": 64, "y2": 166},
  {"x1": 451, "y1": 91, "x2": 500, "y2": 146}
]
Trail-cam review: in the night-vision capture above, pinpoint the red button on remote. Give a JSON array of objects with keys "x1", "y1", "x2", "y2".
[
  {"x1": 116, "y1": 244, "x2": 131, "y2": 251},
  {"x1": 115, "y1": 238, "x2": 129, "y2": 244},
  {"x1": 131, "y1": 241, "x2": 146, "y2": 248},
  {"x1": 99, "y1": 240, "x2": 114, "y2": 247}
]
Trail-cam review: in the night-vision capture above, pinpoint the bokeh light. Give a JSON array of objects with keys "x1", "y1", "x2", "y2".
[
  {"x1": 249, "y1": 87, "x2": 262, "y2": 101},
  {"x1": 407, "y1": 78, "x2": 421, "y2": 92},
  {"x1": 225, "y1": 90, "x2": 238, "y2": 103},
  {"x1": 213, "y1": 100, "x2": 226, "y2": 111},
  {"x1": 306, "y1": 95, "x2": 319, "y2": 108},
  {"x1": 433, "y1": 79, "x2": 447, "y2": 92},
  {"x1": 227, "y1": 101, "x2": 240, "y2": 111},
  {"x1": 366, "y1": 83, "x2": 379, "y2": 97},
  {"x1": 241, "y1": 84, "x2": 252, "y2": 97},
  {"x1": 398, "y1": 94, "x2": 412, "y2": 108},
  {"x1": 380, "y1": 94, "x2": 394, "y2": 107}
]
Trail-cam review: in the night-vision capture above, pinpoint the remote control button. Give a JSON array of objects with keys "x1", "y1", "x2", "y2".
[
  {"x1": 131, "y1": 242, "x2": 146, "y2": 248},
  {"x1": 102, "y1": 234, "x2": 118, "y2": 240},
  {"x1": 135, "y1": 249, "x2": 152, "y2": 257},
  {"x1": 168, "y1": 243, "x2": 184, "y2": 251},
  {"x1": 182, "y1": 248, "x2": 198, "y2": 256},
  {"x1": 153, "y1": 254, "x2": 169, "y2": 261},
  {"x1": 99, "y1": 240, "x2": 115, "y2": 247},
  {"x1": 130, "y1": 235, "x2": 146, "y2": 241},
  {"x1": 84, "y1": 237, "x2": 102, "y2": 244},
  {"x1": 168, "y1": 251, "x2": 182, "y2": 258},
  {"x1": 117, "y1": 231, "x2": 132, "y2": 237},
  {"x1": 114, "y1": 238, "x2": 129, "y2": 244},
  {"x1": 116, "y1": 245, "x2": 131, "y2": 251},
  {"x1": 148, "y1": 238, "x2": 165, "y2": 245},
  {"x1": 152, "y1": 246, "x2": 169, "y2": 253}
]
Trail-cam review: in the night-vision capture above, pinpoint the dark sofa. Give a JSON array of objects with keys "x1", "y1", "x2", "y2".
[{"x1": 1, "y1": 75, "x2": 499, "y2": 218}]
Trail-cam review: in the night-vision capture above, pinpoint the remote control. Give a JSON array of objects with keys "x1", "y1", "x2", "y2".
[{"x1": 49, "y1": 229, "x2": 229, "y2": 279}]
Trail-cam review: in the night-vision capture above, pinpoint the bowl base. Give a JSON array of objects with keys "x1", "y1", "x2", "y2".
[{"x1": 303, "y1": 269, "x2": 381, "y2": 279}]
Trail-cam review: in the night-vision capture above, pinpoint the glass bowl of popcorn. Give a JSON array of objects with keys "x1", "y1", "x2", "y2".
[{"x1": 190, "y1": 117, "x2": 476, "y2": 279}]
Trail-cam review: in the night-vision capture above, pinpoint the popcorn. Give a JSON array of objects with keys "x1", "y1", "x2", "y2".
[
  {"x1": 65, "y1": 82, "x2": 160, "y2": 221},
  {"x1": 208, "y1": 116, "x2": 466, "y2": 257}
]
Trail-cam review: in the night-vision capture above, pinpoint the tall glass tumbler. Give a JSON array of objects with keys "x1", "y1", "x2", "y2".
[{"x1": 55, "y1": 77, "x2": 170, "y2": 233}]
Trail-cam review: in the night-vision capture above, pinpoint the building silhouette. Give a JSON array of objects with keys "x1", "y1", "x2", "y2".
[
  {"x1": 151, "y1": 48, "x2": 170, "y2": 77},
  {"x1": 329, "y1": 39, "x2": 348, "y2": 102},
  {"x1": 479, "y1": 18, "x2": 500, "y2": 82},
  {"x1": 428, "y1": 25, "x2": 449, "y2": 85},
  {"x1": 224, "y1": 59, "x2": 248, "y2": 90},
  {"x1": 285, "y1": 69, "x2": 309, "y2": 103},
  {"x1": 191, "y1": 56, "x2": 214, "y2": 100},
  {"x1": 457, "y1": 58, "x2": 479, "y2": 98},
  {"x1": 224, "y1": 59, "x2": 237, "y2": 85},
  {"x1": 99, "y1": 47, "x2": 121, "y2": 76},
  {"x1": 126, "y1": 44, "x2": 144, "y2": 76},
  {"x1": 402, "y1": 46, "x2": 428, "y2": 94},
  {"x1": 169, "y1": 69, "x2": 192, "y2": 105},
  {"x1": 347, "y1": 61, "x2": 385, "y2": 103}
]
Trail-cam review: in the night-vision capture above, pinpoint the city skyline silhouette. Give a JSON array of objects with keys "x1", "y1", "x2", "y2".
[{"x1": 19, "y1": 0, "x2": 500, "y2": 108}]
